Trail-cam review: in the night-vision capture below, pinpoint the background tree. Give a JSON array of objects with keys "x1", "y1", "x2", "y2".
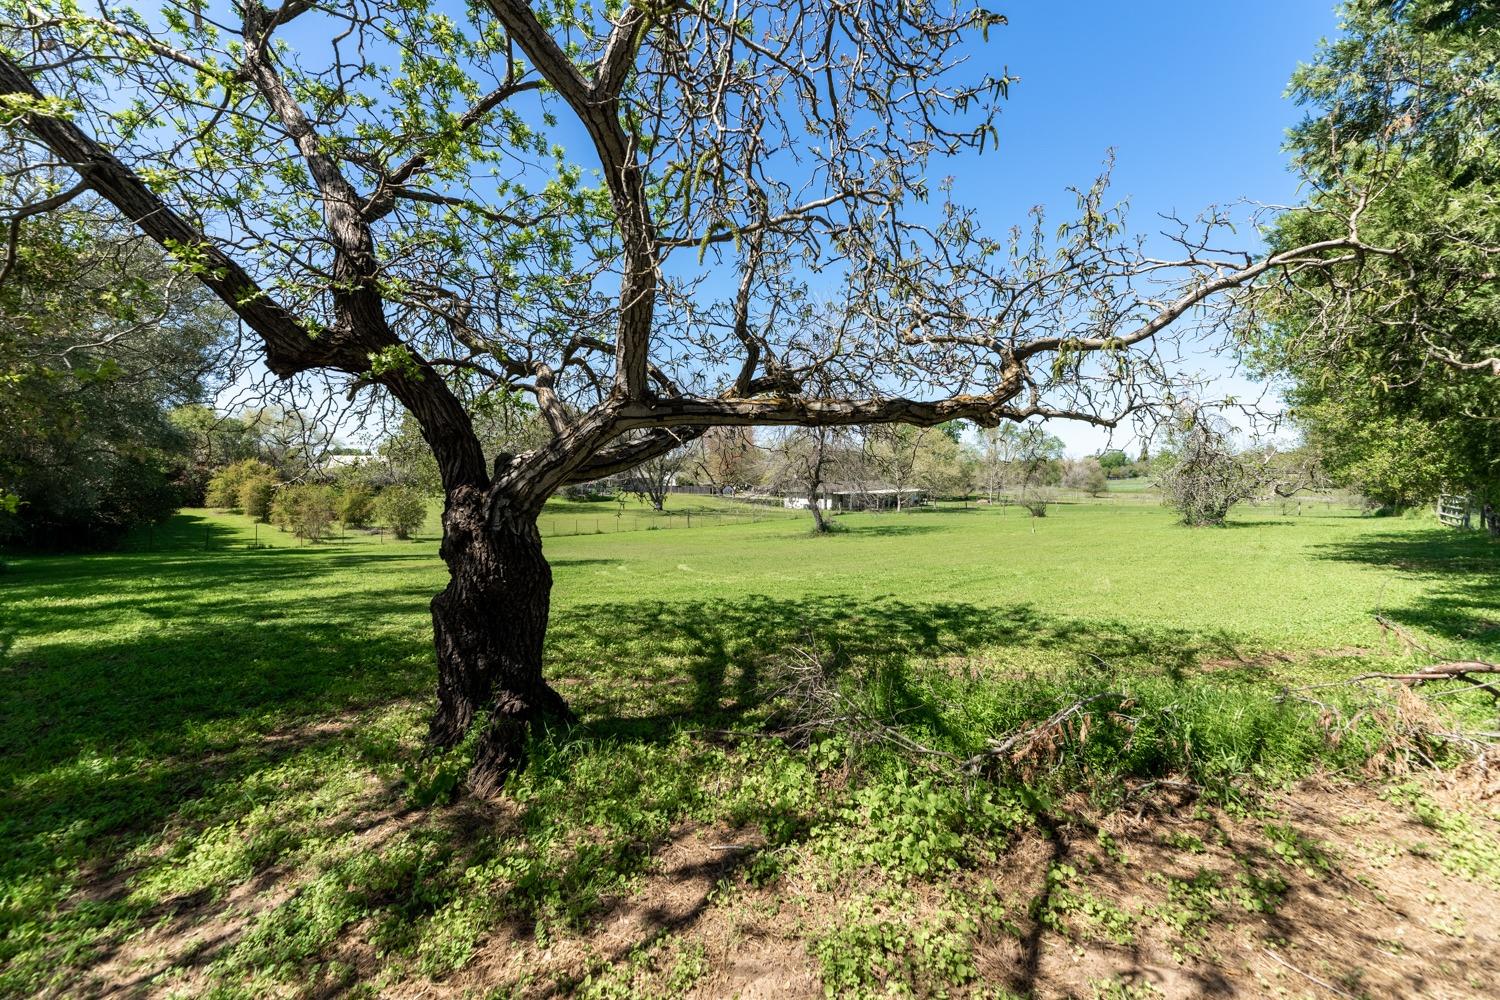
[
  {"x1": 1097, "y1": 449, "x2": 1136, "y2": 480},
  {"x1": 1247, "y1": 0, "x2": 1500, "y2": 505},
  {"x1": 337, "y1": 485, "x2": 376, "y2": 529},
  {"x1": 766, "y1": 427, "x2": 849, "y2": 533},
  {"x1": 238, "y1": 476, "x2": 278, "y2": 523},
  {"x1": 1061, "y1": 457, "x2": 1109, "y2": 496},
  {"x1": 206, "y1": 460, "x2": 279, "y2": 510},
  {"x1": 1157, "y1": 409, "x2": 1258, "y2": 527},
  {"x1": 859, "y1": 426, "x2": 925, "y2": 511},
  {"x1": 168, "y1": 405, "x2": 262, "y2": 504},
  {"x1": 0, "y1": 210, "x2": 227, "y2": 548},
  {"x1": 2, "y1": 1, "x2": 1442, "y2": 791},
  {"x1": 1015, "y1": 426, "x2": 1065, "y2": 518},
  {"x1": 971, "y1": 425, "x2": 1026, "y2": 503},
  {"x1": 271, "y1": 484, "x2": 336, "y2": 541},
  {"x1": 687, "y1": 427, "x2": 760, "y2": 493},
  {"x1": 865, "y1": 425, "x2": 968, "y2": 504},
  {"x1": 625, "y1": 437, "x2": 687, "y2": 511},
  {"x1": 374, "y1": 485, "x2": 428, "y2": 541}
]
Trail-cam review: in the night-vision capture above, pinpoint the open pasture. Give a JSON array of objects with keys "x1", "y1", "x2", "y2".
[{"x1": 3, "y1": 502, "x2": 1498, "y2": 997}]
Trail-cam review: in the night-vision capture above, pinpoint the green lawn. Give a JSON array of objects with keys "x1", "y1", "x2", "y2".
[{"x1": 1, "y1": 502, "x2": 1495, "y2": 996}]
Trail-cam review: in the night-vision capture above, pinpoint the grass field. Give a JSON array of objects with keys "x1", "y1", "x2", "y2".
[{"x1": 3, "y1": 502, "x2": 1498, "y2": 997}]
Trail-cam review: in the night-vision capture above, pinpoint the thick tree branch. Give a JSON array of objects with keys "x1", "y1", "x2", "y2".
[{"x1": 0, "y1": 51, "x2": 326, "y2": 377}]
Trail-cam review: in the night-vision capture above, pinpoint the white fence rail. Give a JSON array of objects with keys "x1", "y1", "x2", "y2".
[{"x1": 1437, "y1": 494, "x2": 1471, "y2": 529}]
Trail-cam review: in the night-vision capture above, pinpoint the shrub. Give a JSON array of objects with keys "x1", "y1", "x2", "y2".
[
  {"x1": 206, "y1": 459, "x2": 277, "y2": 509},
  {"x1": 375, "y1": 485, "x2": 427, "y2": 539},
  {"x1": 1019, "y1": 484, "x2": 1055, "y2": 517},
  {"x1": 1062, "y1": 458, "x2": 1109, "y2": 496},
  {"x1": 238, "y1": 476, "x2": 278, "y2": 522},
  {"x1": 270, "y1": 484, "x2": 337, "y2": 541},
  {"x1": 336, "y1": 485, "x2": 375, "y2": 527}
]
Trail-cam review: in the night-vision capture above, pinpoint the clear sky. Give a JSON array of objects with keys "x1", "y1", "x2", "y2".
[
  {"x1": 954, "y1": 1, "x2": 1342, "y2": 454},
  {"x1": 227, "y1": 2, "x2": 1347, "y2": 456}
]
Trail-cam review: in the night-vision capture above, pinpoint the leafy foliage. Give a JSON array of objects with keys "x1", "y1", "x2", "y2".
[
  {"x1": 270, "y1": 484, "x2": 337, "y2": 542},
  {"x1": 206, "y1": 459, "x2": 279, "y2": 510},
  {"x1": 1157, "y1": 413, "x2": 1257, "y2": 526},
  {"x1": 374, "y1": 485, "x2": 428, "y2": 540},
  {"x1": 1251, "y1": 1, "x2": 1500, "y2": 505},
  {"x1": 336, "y1": 484, "x2": 376, "y2": 528},
  {"x1": 0, "y1": 212, "x2": 227, "y2": 548}
]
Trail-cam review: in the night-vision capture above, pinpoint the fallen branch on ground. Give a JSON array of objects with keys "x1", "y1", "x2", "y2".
[
  {"x1": 961, "y1": 692, "x2": 1126, "y2": 775},
  {"x1": 1348, "y1": 661, "x2": 1500, "y2": 684},
  {"x1": 772, "y1": 642, "x2": 1133, "y2": 783}
]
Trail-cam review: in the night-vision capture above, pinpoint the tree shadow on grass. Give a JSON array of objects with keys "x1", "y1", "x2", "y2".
[
  {"x1": 2, "y1": 526, "x2": 1257, "y2": 996},
  {"x1": 1311, "y1": 526, "x2": 1500, "y2": 655},
  {"x1": 547, "y1": 593, "x2": 1239, "y2": 743},
  {"x1": 831, "y1": 522, "x2": 946, "y2": 537}
]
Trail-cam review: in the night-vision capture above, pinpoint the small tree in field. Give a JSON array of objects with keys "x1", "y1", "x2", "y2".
[
  {"x1": 1062, "y1": 458, "x2": 1109, "y2": 497},
  {"x1": 271, "y1": 484, "x2": 337, "y2": 541},
  {"x1": 238, "y1": 476, "x2": 277, "y2": 523},
  {"x1": 626, "y1": 440, "x2": 686, "y2": 511},
  {"x1": 375, "y1": 486, "x2": 427, "y2": 540},
  {"x1": 688, "y1": 427, "x2": 761, "y2": 493},
  {"x1": 766, "y1": 426, "x2": 849, "y2": 533},
  {"x1": 206, "y1": 459, "x2": 277, "y2": 510},
  {"x1": 337, "y1": 485, "x2": 375, "y2": 528},
  {"x1": 1158, "y1": 412, "x2": 1257, "y2": 526}
]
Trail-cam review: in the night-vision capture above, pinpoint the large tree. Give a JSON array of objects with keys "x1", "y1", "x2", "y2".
[
  {"x1": 0, "y1": 209, "x2": 227, "y2": 547},
  {"x1": 1249, "y1": 0, "x2": 1500, "y2": 503},
  {"x1": 0, "y1": 1, "x2": 1420, "y2": 792}
]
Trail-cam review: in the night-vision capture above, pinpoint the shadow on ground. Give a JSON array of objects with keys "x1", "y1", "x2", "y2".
[
  {"x1": 4, "y1": 511, "x2": 1452, "y2": 997},
  {"x1": 1313, "y1": 525, "x2": 1500, "y2": 655}
]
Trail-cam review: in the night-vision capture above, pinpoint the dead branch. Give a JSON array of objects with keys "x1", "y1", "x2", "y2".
[{"x1": 961, "y1": 692, "x2": 1127, "y2": 776}]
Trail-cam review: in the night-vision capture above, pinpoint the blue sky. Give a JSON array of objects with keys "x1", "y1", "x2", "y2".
[
  {"x1": 954, "y1": 1, "x2": 1341, "y2": 453},
  {"x1": 957, "y1": 2, "x2": 1338, "y2": 222},
  {"x1": 227, "y1": 2, "x2": 1346, "y2": 455}
]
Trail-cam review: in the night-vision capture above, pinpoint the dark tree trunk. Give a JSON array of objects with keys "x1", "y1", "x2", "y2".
[
  {"x1": 806, "y1": 484, "x2": 831, "y2": 533},
  {"x1": 428, "y1": 486, "x2": 574, "y2": 796}
]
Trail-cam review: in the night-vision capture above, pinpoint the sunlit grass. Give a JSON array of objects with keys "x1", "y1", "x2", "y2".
[{"x1": 1, "y1": 500, "x2": 1494, "y2": 995}]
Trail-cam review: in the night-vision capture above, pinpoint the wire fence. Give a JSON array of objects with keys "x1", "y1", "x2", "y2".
[
  {"x1": 536, "y1": 505, "x2": 796, "y2": 538},
  {"x1": 114, "y1": 486, "x2": 1368, "y2": 553}
]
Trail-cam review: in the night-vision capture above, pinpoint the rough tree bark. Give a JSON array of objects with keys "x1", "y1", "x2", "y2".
[{"x1": 427, "y1": 487, "x2": 574, "y2": 794}]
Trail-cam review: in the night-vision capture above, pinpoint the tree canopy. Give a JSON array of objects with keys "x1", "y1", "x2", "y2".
[
  {"x1": 1250, "y1": 0, "x2": 1500, "y2": 504},
  {"x1": 0, "y1": 209, "x2": 228, "y2": 546}
]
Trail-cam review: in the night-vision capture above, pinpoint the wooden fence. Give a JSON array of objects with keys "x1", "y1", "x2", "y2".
[
  {"x1": 1438, "y1": 493, "x2": 1500, "y2": 534},
  {"x1": 1437, "y1": 494, "x2": 1472, "y2": 529}
]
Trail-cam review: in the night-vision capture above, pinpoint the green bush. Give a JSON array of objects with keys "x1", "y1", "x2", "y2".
[
  {"x1": 206, "y1": 459, "x2": 277, "y2": 509},
  {"x1": 270, "y1": 484, "x2": 337, "y2": 541},
  {"x1": 336, "y1": 485, "x2": 375, "y2": 528},
  {"x1": 238, "y1": 476, "x2": 278, "y2": 522},
  {"x1": 374, "y1": 486, "x2": 427, "y2": 539}
]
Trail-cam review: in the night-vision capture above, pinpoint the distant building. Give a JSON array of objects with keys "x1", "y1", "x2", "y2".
[{"x1": 782, "y1": 483, "x2": 928, "y2": 511}]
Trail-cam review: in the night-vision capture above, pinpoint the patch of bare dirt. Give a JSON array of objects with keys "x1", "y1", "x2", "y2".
[
  {"x1": 396, "y1": 822, "x2": 820, "y2": 1000},
  {"x1": 56, "y1": 773, "x2": 1500, "y2": 998},
  {"x1": 973, "y1": 778, "x2": 1500, "y2": 999},
  {"x1": 390, "y1": 777, "x2": 1499, "y2": 1000}
]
